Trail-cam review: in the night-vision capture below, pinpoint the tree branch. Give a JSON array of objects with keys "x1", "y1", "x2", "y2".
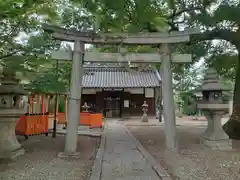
[
  {"x1": 190, "y1": 29, "x2": 238, "y2": 46},
  {"x1": 168, "y1": 7, "x2": 203, "y2": 19},
  {"x1": 0, "y1": 50, "x2": 21, "y2": 60}
]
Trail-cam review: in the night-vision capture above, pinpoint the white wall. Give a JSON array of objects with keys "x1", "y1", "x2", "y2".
[
  {"x1": 145, "y1": 88, "x2": 154, "y2": 98},
  {"x1": 124, "y1": 88, "x2": 144, "y2": 94},
  {"x1": 82, "y1": 88, "x2": 101, "y2": 94}
]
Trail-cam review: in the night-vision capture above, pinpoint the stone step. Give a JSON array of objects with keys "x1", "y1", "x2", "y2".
[{"x1": 78, "y1": 125, "x2": 90, "y2": 130}]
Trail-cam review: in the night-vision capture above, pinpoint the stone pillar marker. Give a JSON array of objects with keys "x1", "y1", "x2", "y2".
[
  {"x1": 0, "y1": 70, "x2": 26, "y2": 159},
  {"x1": 197, "y1": 68, "x2": 232, "y2": 150},
  {"x1": 141, "y1": 101, "x2": 149, "y2": 122},
  {"x1": 59, "y1": 40, "x2": 84, "y2": 157}
]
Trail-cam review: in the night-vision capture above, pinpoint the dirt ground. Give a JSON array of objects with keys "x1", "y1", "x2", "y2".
[
  {"x1": 0, "y1": 134, "x2": 100, "y2": 180},
  {"x1": 125, "y1": 118, "x2": 240, "y2": 180}
]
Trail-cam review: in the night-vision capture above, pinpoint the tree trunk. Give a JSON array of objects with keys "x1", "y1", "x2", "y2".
[{"x1": 223, "y1": 53, "x2": 240, "y2": 139}]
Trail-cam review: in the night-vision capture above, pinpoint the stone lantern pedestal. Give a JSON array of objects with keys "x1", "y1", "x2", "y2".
[
  {"x1": 141, "y1": 101, "x2": 148, "y2": 122},
  {"x1": 197, "y1": 68, "x2": 232, "y2": 150},
  {"x1": 198, "y1": 105, "x2": 231, "y2": 150},
  {"x1": 0, "y1": 70, "x2": 26, "y2": 159},
  {"x1": 0, "y1": 109, "x2": 25, "y2": 159}
]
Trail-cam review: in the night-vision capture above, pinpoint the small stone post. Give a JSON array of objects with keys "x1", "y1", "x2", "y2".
[
  {"x1": 0, "y1": 70, "x2": 26, "y2": 159},
  {"x1": 141, "y1": 101, "x2": 148, "y2": 122}
]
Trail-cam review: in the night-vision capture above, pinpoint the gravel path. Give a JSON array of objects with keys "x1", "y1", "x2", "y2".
[
  {"x1": 0, "y1": 134, "x2": 100, "y2": 180},
  {"x1": 125, "y1": 118, "x2": 240, "y2": 180}
]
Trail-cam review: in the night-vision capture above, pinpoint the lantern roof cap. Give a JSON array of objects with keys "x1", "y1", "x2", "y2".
[
  {"x1": 0, "y1": 71, "x2": 26, "y2": 95},
  {"x1": 199, "y1": 68, "x2": 231, "y2": 91}
]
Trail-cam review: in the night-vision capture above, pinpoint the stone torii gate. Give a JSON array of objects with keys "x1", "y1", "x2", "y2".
[{"x1": 43, "y1": 24, "x2": 198, "y2": 155}]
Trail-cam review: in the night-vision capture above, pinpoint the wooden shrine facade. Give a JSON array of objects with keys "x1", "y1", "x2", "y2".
[{"x1": 81, "y1": 67, "x2": 161, "y2": 118}]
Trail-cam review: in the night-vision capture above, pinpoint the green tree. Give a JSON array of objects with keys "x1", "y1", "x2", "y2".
[
  {"x1": 26, "y1": 61, "x2": 71, "y2": 93},
  {"x1": 12, "y1": 0, "x2": 238, "y2": 137},
  {"x1": 71, "y1": 0, "x2": 240, "y2": 138},
  {"x1": 0, "y1": 0, "x2": 59, "y2": 81},
  {"x1": 174, "y1": 64, "x2": 204, "y2": 115},
  {"x1": 69, "y1": 0, "x2": 240, "y2": 138},
  {"x1": 173, "y1": 0, "x2": 240, "y2": 138}
]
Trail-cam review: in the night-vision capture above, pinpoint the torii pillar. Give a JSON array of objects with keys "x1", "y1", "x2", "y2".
[
  {"x1": 60, "y1": 41, "x2": 84, "y2": 156},
  {"x1": 160, "y1": 44, "x2": 177, "y2": 150}
]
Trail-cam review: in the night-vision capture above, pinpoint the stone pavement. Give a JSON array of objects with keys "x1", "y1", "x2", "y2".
[{"x1": 97, "y1": 120, "x2": 163, "y2": 180}]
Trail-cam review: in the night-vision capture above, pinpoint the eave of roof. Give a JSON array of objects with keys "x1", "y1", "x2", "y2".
[{"x1": 82, "y1": 67, "x2": 161, "y2": 88}]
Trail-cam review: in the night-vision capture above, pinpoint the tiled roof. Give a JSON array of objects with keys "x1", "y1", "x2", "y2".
[{"x1": 82, "y1": 67, "x2": 161, "y2": 88}]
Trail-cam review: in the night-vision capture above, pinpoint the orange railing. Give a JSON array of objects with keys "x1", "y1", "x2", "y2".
[
  {"x1": 80, "y1": 112, "x2": 91, "y2": 126},
  {"x1": 16, "y1": 112, "x2": 103, "y2": 138},
  {"x1": 56, "y1": 112, "x2": 103, "y2": 128},
  {"x1": 89, "y1": 113, "x2": 103, "y2": 129},
  {"x1": 16, "y1": 113, "x2": 49, "y2": 139},
  {"x1": 57, "y1": 112, "x2": 66, "y2": 125}
]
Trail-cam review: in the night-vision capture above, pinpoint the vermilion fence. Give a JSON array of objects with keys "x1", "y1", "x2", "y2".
[
  {"x1": 16, "y1": 113, "x2": 49, "y2": 139},
  {"x1": 89, "y1": 113, "x2": 103, "y2": 128},
  {"x1": 57, "y1": 112, "x2": 103, "y2": 128},
  {"x1": 16, "y1": 112, "x2": 103, "y2": 139}
]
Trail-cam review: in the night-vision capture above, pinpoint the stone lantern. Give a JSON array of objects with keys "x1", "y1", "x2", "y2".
[
  {"x1": 81, "y1": 102, "x2": 89, "y2": 112},
  {"x1": 197, "y1": 68, "x2": 232, "y2": 150},
  {"x1": 0, "y1": 70, "x2": 26, "y2": 159},
  {"x1": 141, "y1": 100, "x2": 148, "y2": 122}
]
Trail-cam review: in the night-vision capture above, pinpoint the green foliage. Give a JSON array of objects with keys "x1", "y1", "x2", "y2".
[
  {"x1": 25, "y1": 62, "x2": 71, "y2": 93},
  {"x1": 179, "y1": 90, "x2": 197, "y2": 115},
  {"x1": 1, "y1": 0, "x2": 239, "y2": 107},
  {"x1": 173, "y1": 64, "x2": 204, "y2": 115},
  {"x1": 71, "y1": 0, "x2": 169, "y2": 33},
  {"x1": 206, "y1": 40, "x2": 238, "y2": 79},
  {"x1": 0, "y1": 0, "x2": 60, "y2": 84}
]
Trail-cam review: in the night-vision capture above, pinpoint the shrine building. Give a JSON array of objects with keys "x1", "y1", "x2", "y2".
[{"x1": 81, "y1": 66, "x2": 161, "y2": 118}]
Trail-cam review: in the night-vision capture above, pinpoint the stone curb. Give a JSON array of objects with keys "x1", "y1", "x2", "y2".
[
  {"x1": 48, "y1": 129, "x2": 102, "y2": 137},
  {"x1": 55, "y1": 131, "x2": 102, "y2": 137},
  {"x1": 88, "y1": 125, "x2": 106, "y2": 180},
  {"x1": 125, "y1": 126, "x2": 172, "y2": 180}
]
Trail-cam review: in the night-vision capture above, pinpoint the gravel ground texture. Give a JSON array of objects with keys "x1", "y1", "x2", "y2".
[
  {"x1": 0, "y1": 134, "x2": 100, "y2": 180},
  {"x1": 125, "y1": 118, "x2": 240, "y2": 180}
]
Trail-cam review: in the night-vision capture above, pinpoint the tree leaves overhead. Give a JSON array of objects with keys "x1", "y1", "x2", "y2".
[
  {"x1": 71, "y1": 0, "x2": 169, "y2": 33},
  {"x1": 0, "y1": 0, "x2": 60, "y2": 83},
  {"x1": 1, "y1": 0, "x2": 240, "y2": 97},
  {"x1": 206, "y1": 40, "x2": 238, "y2": 79},
  {"x1": 25, "y1": 62, "x2": 71, "y2": 93}
]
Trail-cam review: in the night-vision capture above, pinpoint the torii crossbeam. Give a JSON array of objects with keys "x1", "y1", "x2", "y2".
[
  {"x1": 43, "y1": 24, "x2": 199, "y2": 45},
  {"x1": 51, "y1": 50, "x2": 192, "y2": 63}
]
